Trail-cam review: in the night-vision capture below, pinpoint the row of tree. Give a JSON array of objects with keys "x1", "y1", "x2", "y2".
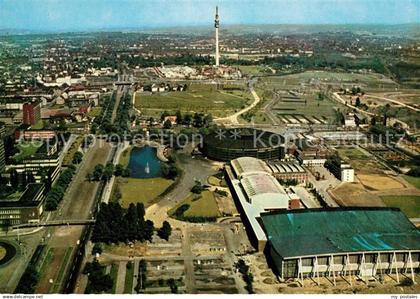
[
  {"x1": 45, "y1": 165, "x2": 76, "y2": 211},
  {"x1": 88, "y1": 162, "x2": 130, "y2": 181},
  {"x1": 160, "y1": 110, "x2": 213, "y2": 128}
]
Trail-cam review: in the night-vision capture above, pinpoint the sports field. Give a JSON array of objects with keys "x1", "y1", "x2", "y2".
[{"x1": 135, "y1": 83, "x2": 251, "y2": 117}]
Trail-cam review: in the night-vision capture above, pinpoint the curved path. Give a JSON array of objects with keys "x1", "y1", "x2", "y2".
[
  {"x1": 214, "y1": 86, "x2": 261, "y2": 125},
  {"x1": 366, "y1": 94, "x2": 420, "y2": 112}
]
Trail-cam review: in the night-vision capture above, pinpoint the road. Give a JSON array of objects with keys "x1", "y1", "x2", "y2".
[
  {"x1": 214, "y1": 84, "x2": 261, "y2": 125},
  {"x1": 34, "y1": 139, "x2": 112, "y2": 293},
  {"x1": 366, "y1": 94, "x2": 420, "y2": 112}
]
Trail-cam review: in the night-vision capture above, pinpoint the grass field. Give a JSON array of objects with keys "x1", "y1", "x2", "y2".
[
  {"x1": 403, "y1": 175, "x2": 420, "y2": 189},
  {"x1": 262, "y1": 71, "x2": 395, "y2": 87},
  {"x1": 118, "y1": 146, "x2": 132, "y2": 168},
  {"x1": 124, "y1": 263, "x2": 134, "y2": 294},
  {"x1": 51, "y1": 247, "x2": 73, "y2": 293},
  {"x1": 135, "y1": 83, "x2": 251, "y2": 117},
  {"x1": 31, "y1": 120, "x2": 44, "y2": 130},
  {"x1": 37, "y1": 248, "x2": 54, "y2": 278},
  {"x1": 168, "y1": 190, "x2": 221, "y2": 218},
  {"x1": 381, "y1": 195, "x2": 420, "y2": 218},
  {"x1": 0, "y1": 246, "x2": 5, "y2": 261},
  {"x1": 62, "y1": 135, "x2": 84, "y2": 165},
  {"x1": 337, "y1": 147, "x2": 369, "y2": 160},
  {"x1": 110, "y1": 263, "x2": 119, "y2": 294},
  {"x1": 88, "y1": 107, "x2": 102, "y2": 118},
  {"x1": 13, "y1": 141, "x2": 43, "y2": 161},
  {"x1": 113, "y1": 177, "x2": 173, "y2": 208},
  {"x1": 236, "y1": 65, "x2": 271, "y2": 76}
]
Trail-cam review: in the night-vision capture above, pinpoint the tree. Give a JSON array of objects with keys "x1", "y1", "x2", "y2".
[
  {"x1": 355, "y1": 97, "x2": 361, "y2": 107},
  {"x1": 84, "y1": 259, "x2": 113, "y2": 294},
  {"x1": 167, "y1": 278, "x2": 178, "y2": 294},
  {"x1": 92, "y1": 164, "x2": 104, "y2": 181},
  {"x1": 175, "y1": 110, "x2": 183, "y2": 124},
  {"x1": 114, "y1": 164, "x2": 124, "y2": 176},
  {"x1": 122, "y1": 168, "x2": 131, "y2": 177},
  {"x1": 102, "y1": 162, "x2": 114, "y2": 181},
  {"x1": 92, "y1": 243, "x2": 104, "y2": 256},
  {"x1": 72, "y1": 151, "x2": 83, "y2": 164},
  {"x1": 157, "y1": 221, "x2": 172, "y2": 241},
  {"x1": 163, "y1": 119, "x2": 172, "y2": 129}
]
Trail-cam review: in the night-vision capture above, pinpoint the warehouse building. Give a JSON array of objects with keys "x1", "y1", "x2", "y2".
[
  {"x1": 260, "y1": 208, "x2": 420, "y2": 284},
  {"x1": 225, "y1": 157, "x2": 292, "y2": 251},
  {"x1": 267, "y1": 161, "x2": 308, "y2": 183}
]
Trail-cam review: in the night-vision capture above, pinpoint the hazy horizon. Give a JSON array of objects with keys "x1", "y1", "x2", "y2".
[{"x1": 0, "y1": 0, "x2": 419, "y2": 33}]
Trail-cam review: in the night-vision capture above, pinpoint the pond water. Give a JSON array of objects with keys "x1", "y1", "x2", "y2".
[{"x1": 127, "y1": 146, "x2": 162, "y2": 178}]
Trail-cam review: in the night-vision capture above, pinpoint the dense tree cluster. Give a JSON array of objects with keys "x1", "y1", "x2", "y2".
[
  {"x1": 89, "y1": 162, "x2": 130, "y2": 181},
  {"x1": 92, "y1": 202, "x2": 155, "y2": 243},
  {"x1": 14, "y1": 245, "x2": 45, "y2": 293},
  {"x1": 83, "y1": 259, "x2": 113, "y2": 294},
  {"x1": 161, "y1": 156, "x2": 179, "y2": 180},
  {"x1": 72, "y1": 151, "x2": 83, "y2": 164},
  {"x1": 45, "y1": 165, "x2": 76, "y2": 211},
  {"x1": 235, "y1": 259, "x2": 254, "y2": 294},
  {"x1": 157, "y1": 221, "x2": 172, "y2": 241}
]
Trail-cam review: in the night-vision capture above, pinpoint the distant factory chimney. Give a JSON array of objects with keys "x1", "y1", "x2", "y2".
[{"x1": 214, "y1": 6, "x2": 220, "y2": 67}]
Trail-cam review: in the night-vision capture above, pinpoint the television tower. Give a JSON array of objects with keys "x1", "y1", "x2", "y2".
[{"x1": 214, "y1": 6, "x2": 220, "y2": 67}]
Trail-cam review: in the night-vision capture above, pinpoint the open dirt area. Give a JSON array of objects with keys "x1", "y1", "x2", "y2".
[
  {"x1": 357, "y1": 174, "x2": 406, "y2": 191},
  {"x1": 331, "y1": 182, "x2": 385, "y2": 207}
]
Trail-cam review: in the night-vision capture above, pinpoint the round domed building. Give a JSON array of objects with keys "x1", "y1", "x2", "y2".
[{"x1": 201, "y1": 128, "x2": 284, "y2": 161}]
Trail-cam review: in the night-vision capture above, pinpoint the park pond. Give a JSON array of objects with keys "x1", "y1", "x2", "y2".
[{"x1": 127, "y1": 145, "x2": 162, "y2": 178}]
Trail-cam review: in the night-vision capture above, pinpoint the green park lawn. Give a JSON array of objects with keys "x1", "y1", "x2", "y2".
[
  {"x1": 62, "y1": 135, "x2": 84, "y2": 165},
  {"x1": 169, "y1": 190, "x2": 221, "y2": 218},
  {"x1": 403, "y1": 175, "x2": 420, "y2": 190},
  {"x1": 13, "y1": 141, "x2": 43, "y2": 162},
  {"x1": 381, "y1": 195, "x2": 420, "y2": 218},
  {"x1": 135, "y1": 83, "x2": 251, "y2": 117},
  {"x1": 31, "y1": 120, "x2": 44, "y2": 130},
  {"x1": 112, "y1": 177, "x2": 173, "y2": 208},
  {"x1": 110, "y1": 263, "x2": 119, "y2": 294},
  {"x1": 336, "y1": 147, "x2": 369, "y2": 161},
  {"x1": 88, "y1": 107, "x2": 102, "y2": 118},
  {"x1": 124, "y1": 263, "x2": 134, "y2": 294},
  {"x1": 118, "y1": 147, "x2": 132, "y2": 168}
]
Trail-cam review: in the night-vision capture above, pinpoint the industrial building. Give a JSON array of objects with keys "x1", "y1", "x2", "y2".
[
  {"x1": 267, "y1": 161, "x2": 308, "y2": 183},
  {"x1": 261, "y1": 208, "x2": 420, "y2": 284}
]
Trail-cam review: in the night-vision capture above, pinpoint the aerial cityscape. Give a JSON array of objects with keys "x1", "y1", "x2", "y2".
[{"x1": 0, "y1": 0, "x2": 419, "y2": 296}]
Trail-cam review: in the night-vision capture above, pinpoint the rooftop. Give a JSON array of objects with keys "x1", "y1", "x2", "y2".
[
  {"x1": 0, "y1": 183, "x2": 45, "y2": 208},
  {"x1": 261, "y1": 207, "x2": 420, "y2": 259}
]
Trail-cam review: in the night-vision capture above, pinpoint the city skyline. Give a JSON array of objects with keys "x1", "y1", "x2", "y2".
[{"x1": 0, "y1": 0, "x2": 419, "y2": 32}]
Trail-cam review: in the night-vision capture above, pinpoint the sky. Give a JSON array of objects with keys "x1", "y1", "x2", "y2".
[{"x1": 0, "y1": 0, "x2": 419, "y2": 32}]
